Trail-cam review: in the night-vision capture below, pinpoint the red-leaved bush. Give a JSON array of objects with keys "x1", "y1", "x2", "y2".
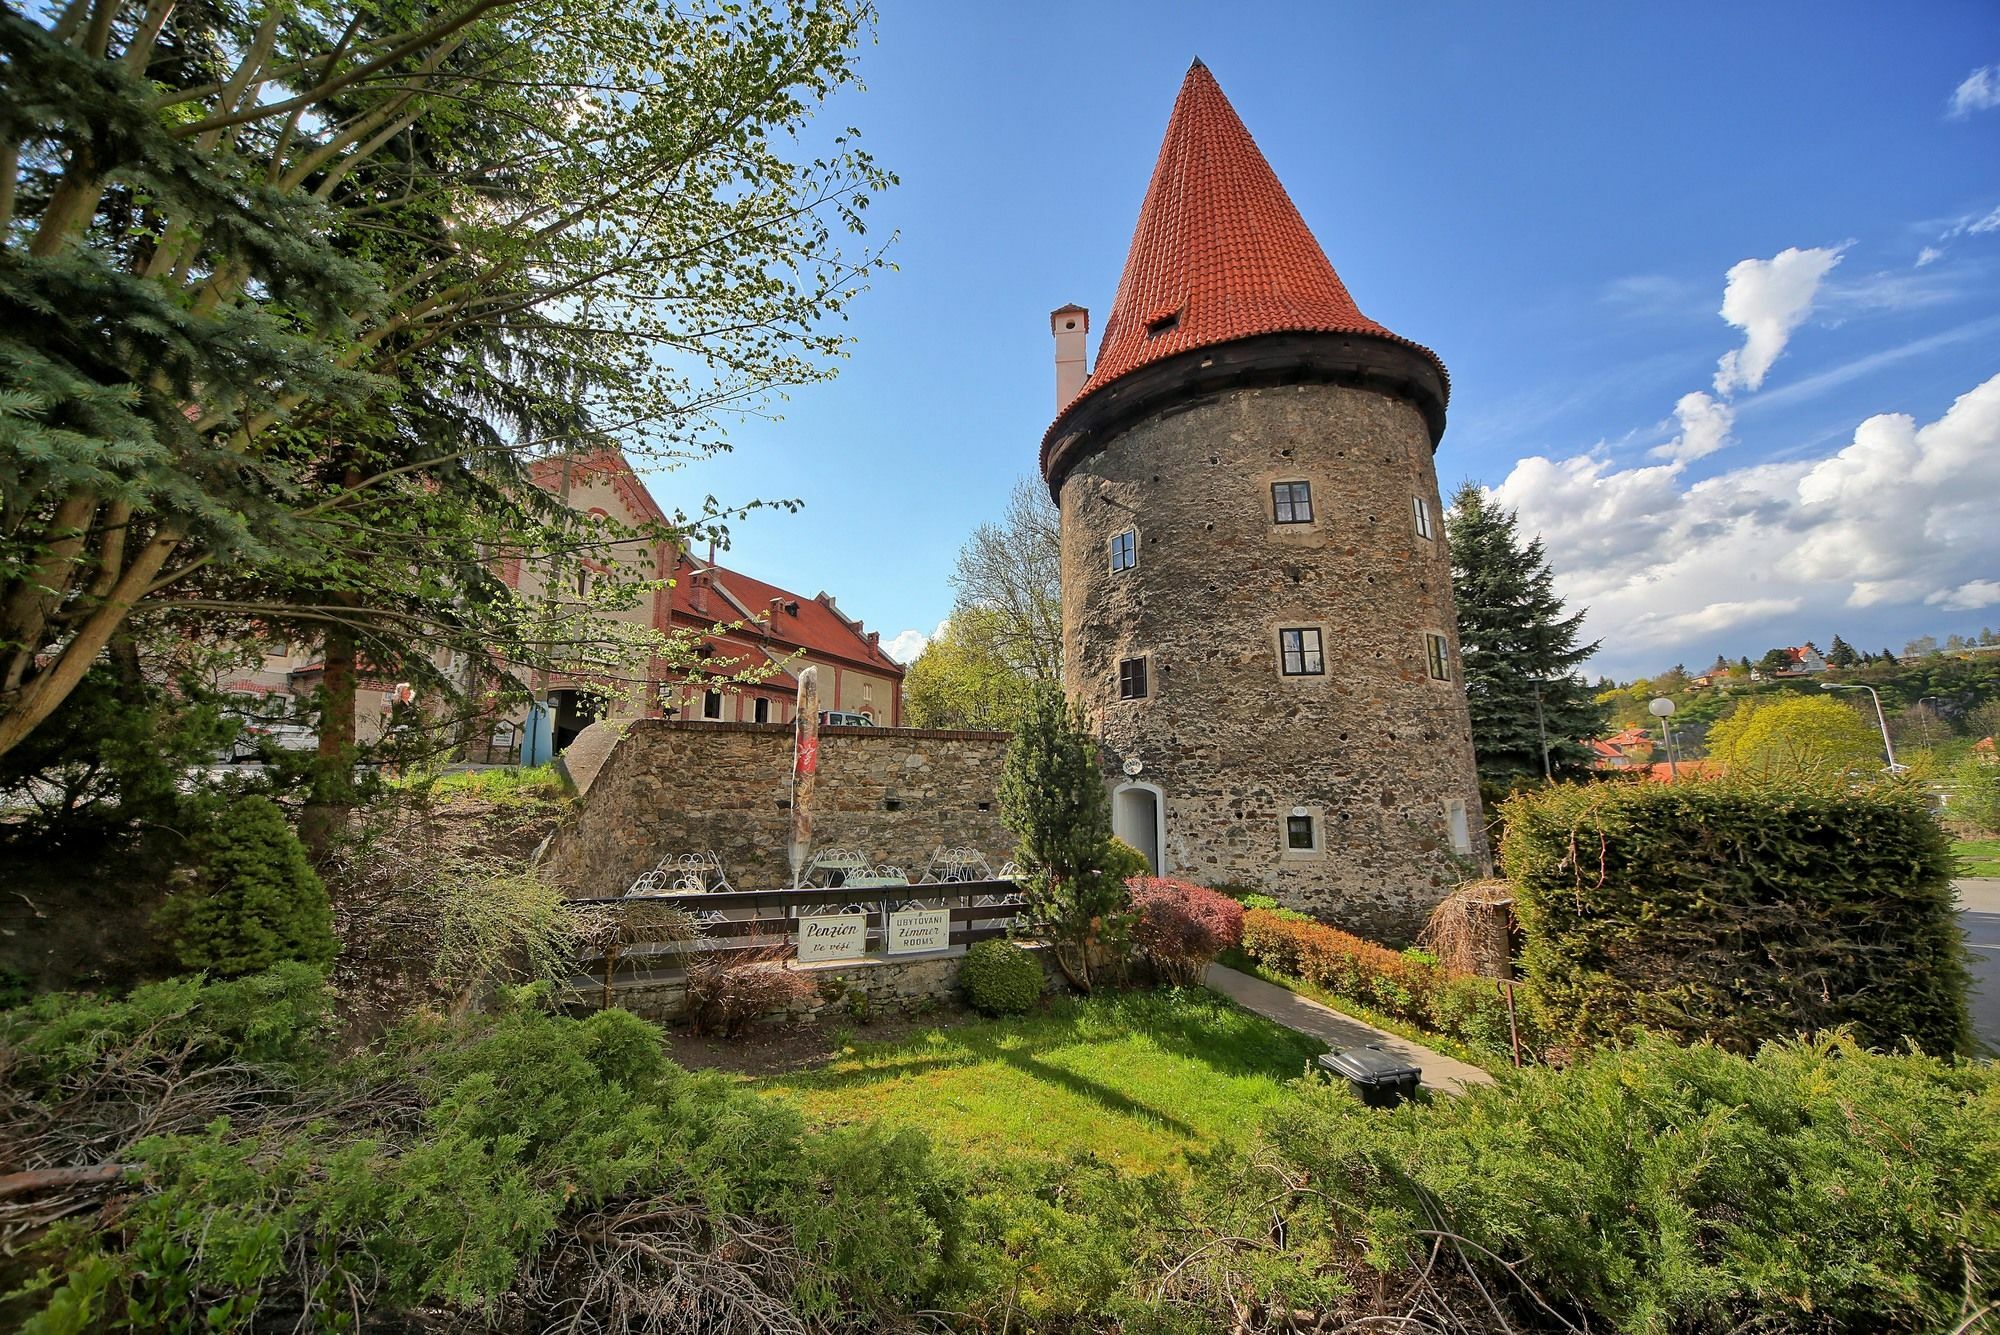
[{"x1": 1128, "y1": 878, "x2": 1245, "y2": 985}]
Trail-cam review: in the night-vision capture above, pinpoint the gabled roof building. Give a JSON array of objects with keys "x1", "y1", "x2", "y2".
[{"x1": 1044, "y1": 60, "x2": 1486, "y2": 938}]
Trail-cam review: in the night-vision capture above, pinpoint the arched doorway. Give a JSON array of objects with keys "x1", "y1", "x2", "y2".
[{"x1": 1111, "y1": 782, "x2": 1166, "y2": 874}]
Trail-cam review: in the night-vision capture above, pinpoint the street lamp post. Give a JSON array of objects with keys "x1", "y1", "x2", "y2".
[
  {"x1": 1820, "y1": 682, "x2": 1898, "y2": 772},
  {"x1": 1648, "y1": 696, "x2": 1678, "y2": 781},
  {"x1": 1532, "y1": 679, "x2": 1552, "y2": 780}
]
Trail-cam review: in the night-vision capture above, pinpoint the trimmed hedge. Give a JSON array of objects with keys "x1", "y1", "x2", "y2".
[
  {"x1": 1503, "y1": 779, "x2": 1970, "y2": 1055},
  {"x1": 959, "y1": 940, "x2": 1043, "y2": 1015},
  {"x1": 1238, "y1": 907, "x2": 1521, "y2": 1061}
]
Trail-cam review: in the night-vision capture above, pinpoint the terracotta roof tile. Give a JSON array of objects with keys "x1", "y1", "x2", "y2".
[
  {"x1": 669, "y1": 556, "x2": 904, "y2": 677},
  {"x1": 1050, "y1": 60, "x2": 1446, "y2": 444}
]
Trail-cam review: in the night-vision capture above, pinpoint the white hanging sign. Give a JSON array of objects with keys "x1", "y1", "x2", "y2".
[
  {"x1": 886, "y1": 908, "x2": 951, "y2": 956},
  {"x1": 797, "y1": 912, "x2": 868, "y2": 962}
]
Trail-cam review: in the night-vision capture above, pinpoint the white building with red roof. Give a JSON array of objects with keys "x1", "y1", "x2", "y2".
[{"x1": 504, "y1": 450, "x2": 903, "y2": 750}]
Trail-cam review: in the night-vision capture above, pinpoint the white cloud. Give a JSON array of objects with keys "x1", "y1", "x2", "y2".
[
  {"x1": 883, "y1": 618, "x2": 950, "y2": 665},
  {"x1": 1651, "y1": 390, "x2": 1735, "y2": 463},
  {"x1": 1948, "y1": 64, "x2": 2000, "y2": 119},
  {"x1": 1942, "y1": 204, "x2": 2000, "y2": 239},
  {"x1": 1916, "y1": 246, "x2": 1944, "y2": 267},
  {"x1": 1927, "y1": 580, "x2": 2000, "y2": 612},
  {"x1": 1712, "y1": 245, "x2": 1847, "y2": 395},
  {"x1": 1492, "y1": 372, "x2": 2000, "y2": 672}
]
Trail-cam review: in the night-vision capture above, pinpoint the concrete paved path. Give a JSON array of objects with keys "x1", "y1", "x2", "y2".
[
  {"x1": 1206, "y1": 963, "x2": 1495, "y2": 1095},
  {"x1": 1959, "y1": 878, "x2": 2000, "y2": 1056}
]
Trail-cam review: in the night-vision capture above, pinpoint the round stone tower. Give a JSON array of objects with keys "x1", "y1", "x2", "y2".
[{"x1": 1041, "y1": 60, "x2": 1487, "y2": 940}]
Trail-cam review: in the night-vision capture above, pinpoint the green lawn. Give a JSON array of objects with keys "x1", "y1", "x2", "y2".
[
  {"x1": 1958, "y1": 839, "x2": 2000, "y2": 878},
  {"x1": 756, "y1": 989, "x2": 1323, "y2": 1173}
]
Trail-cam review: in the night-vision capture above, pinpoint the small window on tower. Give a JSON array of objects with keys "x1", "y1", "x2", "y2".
[
  {"x1": 1272, "y1": 481, "x2": 1314, "y2": 524},
  {"x1": 1425, "y1": 633, "x2": 1452, "y2": 682},
  {"x1": 1279, "y1": 627, "x2": 1325, "y2": 676},
  {"x1": 702, "y1": 689, "x2": 724, "y2": 720},
  {"x1": 1413, "y1": 495, "x2": 1434, "y2": 541},
  {"x1": 1146, "y1": 310, "x2": 1180, "y2": 338},
  {"x1": 753, "y1": 697, "x2": 770, "y2": 723},
  {"x1": 1118, "y1": 657, "x2": 1149, "y2": 700},
  {"x1": 1109, "y1": 530, "x2": 1137, "y2": 572},
  {"x1": 1286, "y1": 814, "x2": 1317, "y2": 851}
]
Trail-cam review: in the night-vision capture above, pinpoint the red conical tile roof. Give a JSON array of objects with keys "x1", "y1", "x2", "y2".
[{"x1": 1051, "y1": 60, "x2": 1446, "y2": 440}]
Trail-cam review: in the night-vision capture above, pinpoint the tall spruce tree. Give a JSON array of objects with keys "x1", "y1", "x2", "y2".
[
  {"x1": 1826, "y1": 634, "x2": 1861, "y2": 668},
  {"x1": 1445, "y1": 483, "x2": 1605, "y2": 781}
]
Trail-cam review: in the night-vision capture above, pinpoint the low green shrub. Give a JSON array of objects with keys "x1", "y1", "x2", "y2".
[
  {"x1": 1100, "y1": 836, "x2": 1151, "y2": 886},
  {"x1": 1503, "y1": 778, "x2": 1969, "y2": 1054},
  {"x1": 155, "y1": 796, "x2": 336, "y2": 977},
  {"x1": 1208, "y1": 1033, "x2": 2000, "y2": 1334},
  {"x1": 959, "y1": 940, "x2": 1043, "y2": 1015},
  {"x1": 1, "y1": 962, "x2": 333, "y2": 1089},
  {"x1": 7, "y1": 981, "x2": 966, "y2": 1331}
]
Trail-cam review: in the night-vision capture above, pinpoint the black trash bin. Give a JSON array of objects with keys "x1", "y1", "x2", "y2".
[{"x1": 1317, "y1": 1044, "x2": 1422, "y2": 1108}]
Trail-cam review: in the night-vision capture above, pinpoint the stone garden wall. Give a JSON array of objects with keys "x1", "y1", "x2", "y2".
[
  {"x1": 584, "y1": 944, "x2": 1068, "y2": 1025},
  {"x1": 542, "y1": 720, "x2": 1015, "y2": 897}
]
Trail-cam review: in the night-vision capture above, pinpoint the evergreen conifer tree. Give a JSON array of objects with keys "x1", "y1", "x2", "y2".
[
  {"x1": 998, "y1": 682, "x2": 1131, "y2": 991},
  {"x1": 1445, "y1": 484, "x2": 1606, "y2": 781},
  {"x1": 1827, "y1": 635, "x2": 1860, "y2": 668}
]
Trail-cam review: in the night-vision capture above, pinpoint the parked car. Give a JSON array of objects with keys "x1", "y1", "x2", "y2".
[
  {"x1": 224, "y1": 715, "x2": 318, "y2": 762},
  {"x1": 817, "y1": 710, "x2": 876, "y2": 728}
]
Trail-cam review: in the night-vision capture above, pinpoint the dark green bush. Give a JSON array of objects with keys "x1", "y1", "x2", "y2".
[
  {"x1": 156, "y1": 795, "x2": 336, "y2": 977},
  {"x1": 958, "y1": 940, "x2": 1043, "y2": 1016},
  {"x1": 1213, "y1": 1033, "x2": 2000, "y2": 1334},
  {"x1": 1503, "y1": 779, "x2": 1969, "y2": 1054}
]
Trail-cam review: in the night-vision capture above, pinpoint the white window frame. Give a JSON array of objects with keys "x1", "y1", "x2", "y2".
[
  {"x1": 1109, "y1": 529, "x2": 1138, "y2": 573},
  {"x1": 1279, "y1": 804, "x2": 1325, "y2": 861},
  {"x1": 1413, "y1": 495, "x2": 1434, "y2": 541},
  {"x1": 1445, "y1": 798, "x2": 1473, "y2": 855}
]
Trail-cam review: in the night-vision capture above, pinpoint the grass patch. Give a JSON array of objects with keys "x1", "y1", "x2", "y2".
[
  {"x1": 1217, "y1": 949, "x2": 1507, "y2": 1074},
  {"x1": 756, "y1": 988, "x2": 1322, "y2": 1173},
  {"x1": 400, "y1": 763, "x2": 569, "y2": 806},
  {"x1": 1956, "y1": 838, "x2": 2000, "y2": 877}
]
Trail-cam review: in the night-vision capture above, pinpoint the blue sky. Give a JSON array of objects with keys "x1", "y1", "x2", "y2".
[{"x1": 646, "y1": 1, "x2": 2000, "y2": 681}]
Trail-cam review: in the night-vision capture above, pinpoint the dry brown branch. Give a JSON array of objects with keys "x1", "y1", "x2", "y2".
[
  {"x1": 1418, "y1": 880, "x2": 1516, "y2": 979},
  {"x1": 531, "y1": 1195, "x2": 823, "y2": 1335}
]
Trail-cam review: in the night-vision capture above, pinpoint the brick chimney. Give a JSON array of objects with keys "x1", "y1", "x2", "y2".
[{"x1": 1051, "y1": 304, "x2": 1089, "y2": 409}]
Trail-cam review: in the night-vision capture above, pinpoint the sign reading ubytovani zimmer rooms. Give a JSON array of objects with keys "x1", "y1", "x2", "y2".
[
  {"x1": 797, "y1": 912, "x2": 867, "y2": 963},
  {"x1": 886, "y1": 908, "x2": 950, "y2": 956}
]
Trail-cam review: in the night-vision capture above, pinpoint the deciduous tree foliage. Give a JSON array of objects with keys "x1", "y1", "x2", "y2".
[
  {"x1": 0, "y1": 0, "x2": 892, "y2": 761},
  {"x1": 1444, "y1": 483, "x2": 1604, "y2": 780},
  {"x1": 1706, "y1": 694, "x2": 1885, "y2": 776}
]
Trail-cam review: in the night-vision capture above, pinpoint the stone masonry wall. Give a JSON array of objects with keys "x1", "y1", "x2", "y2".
[
  {"x1": 542, "y1": 720, "x2": 1014, "y2": 897},
  {"x1": 582, "y1": 944, "x2": 1068, "y2": 1024},
  {"x1": 1059, "y1": 379, "x2": 1490, "y2": 941}
]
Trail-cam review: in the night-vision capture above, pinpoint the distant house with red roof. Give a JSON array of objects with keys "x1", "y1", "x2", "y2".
[{"x1": 1589, "y1": 725, "x2": 1656, "y2": 770}]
